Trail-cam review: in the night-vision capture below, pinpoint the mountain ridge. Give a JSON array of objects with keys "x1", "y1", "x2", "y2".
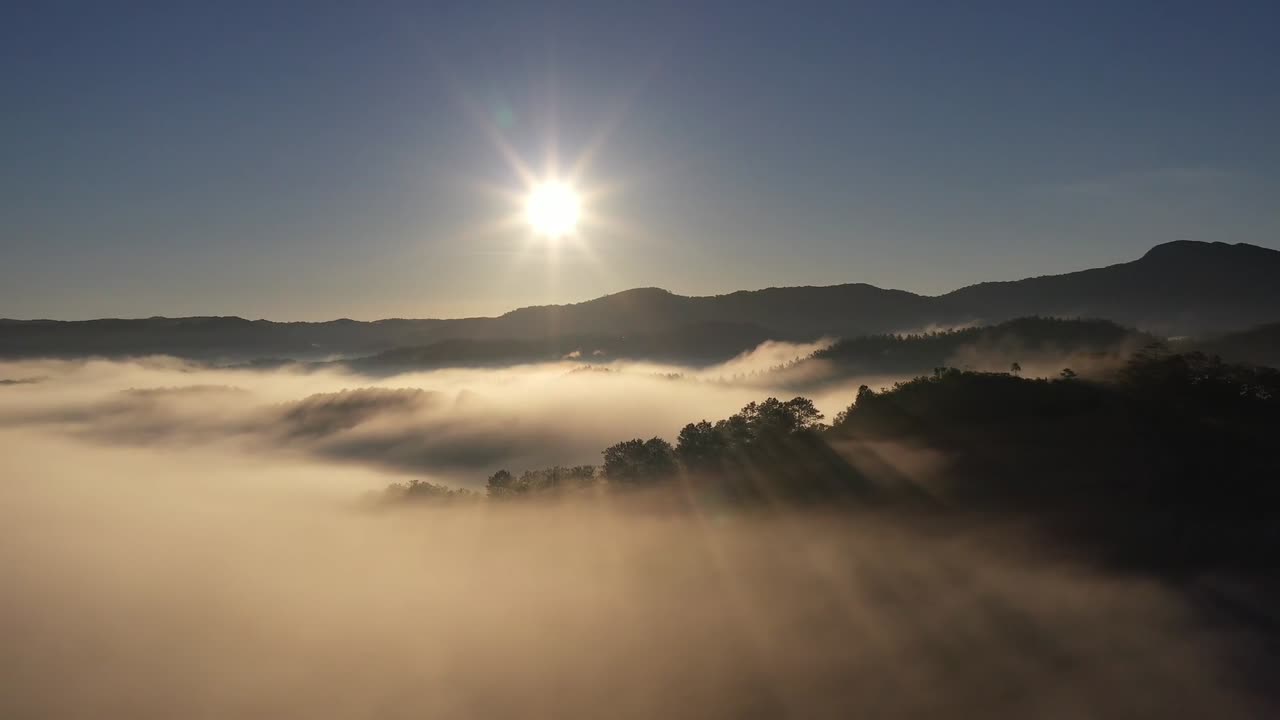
[{"x1": 3, "y1": 241, "x2": 1278, "y2": 359}]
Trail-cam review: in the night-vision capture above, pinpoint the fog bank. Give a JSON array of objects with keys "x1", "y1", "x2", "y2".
[
  {"x1": 1, "y1": 355, "x2": 1273, "y2": 717},
  {"x1": 0, "y1": 353, "x2": 866, "y2": 485}
]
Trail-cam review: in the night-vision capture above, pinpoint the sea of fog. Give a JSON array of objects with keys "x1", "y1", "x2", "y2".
[{"x1": 1, "y1": 352, "x2": 1273, "y2": 718}]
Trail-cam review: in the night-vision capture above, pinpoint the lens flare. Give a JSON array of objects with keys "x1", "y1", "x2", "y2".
[{"x1": 524, "y1": 182, "x2": 582, "y2": 239}]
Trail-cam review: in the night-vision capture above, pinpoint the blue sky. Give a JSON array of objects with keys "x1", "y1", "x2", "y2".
[{"x1": 3, "y1": 1, "x2": 1278, "y2": 319}]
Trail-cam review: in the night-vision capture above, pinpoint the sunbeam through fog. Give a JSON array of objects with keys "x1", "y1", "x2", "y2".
[{"x1": 2, "y1": 354, "x2": 1279, "y2": 717}]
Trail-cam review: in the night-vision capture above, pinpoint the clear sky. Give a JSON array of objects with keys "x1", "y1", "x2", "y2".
[{"x1": 4, "y1": 1, "x2": 1278, "y2": 320}]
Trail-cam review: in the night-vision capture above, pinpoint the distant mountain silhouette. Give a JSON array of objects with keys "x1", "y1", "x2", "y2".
[
  {"x1": 2, "y1": 241, "x2": 1278, "y2": 360},
  {"x1": 937, "y1": 241, "x2": 1280, "y2": 334}
]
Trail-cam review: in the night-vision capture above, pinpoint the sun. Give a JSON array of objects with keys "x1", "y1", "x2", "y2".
[{"x1": 524, "y1": 181, "x2": 581, "y2": 239}]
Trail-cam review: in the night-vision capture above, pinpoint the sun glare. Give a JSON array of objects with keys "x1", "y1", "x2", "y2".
[{"x1": 524, "y1": 182, "x2": 581, "y2": 239}]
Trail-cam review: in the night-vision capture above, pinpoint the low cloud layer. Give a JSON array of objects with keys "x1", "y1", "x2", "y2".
[
  {"x1": 0, "y1": 349, "x2": 861, "y2": 484},
  {"x1": 0, "y1": 353, "x2": 1274, "y2": 717}
]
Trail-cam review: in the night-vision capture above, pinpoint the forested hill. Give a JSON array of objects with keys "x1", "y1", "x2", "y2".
[
  {"x1": 797, "y1": 317, "x2": 1148, "y2": 378},
  {"x1": 395, "y1": 348, "x2": 1280, "y2": 571}
]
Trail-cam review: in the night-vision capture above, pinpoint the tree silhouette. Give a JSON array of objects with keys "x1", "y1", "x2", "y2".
[
  {"x1": 384, "y1": 348, "x2": 1280, "y2": 573},
  {"x1": 747, "y1": 396, "x2": 825, "y2": 437},
  {"x1": 486, "y1": 469, "x2": 514, "y2": 498},
  {"x1": 603, "y1": 438, "x2": 677, "y2": 485},
  {"x1": 675, "y1": 420, "x2": 726, "y2": 472},
  {"x1": 674, "y1": 396, "x2": 827, "y2": 473},
  {"x1": 386, "y1": 479, "x2": 479, "y2": 504}
]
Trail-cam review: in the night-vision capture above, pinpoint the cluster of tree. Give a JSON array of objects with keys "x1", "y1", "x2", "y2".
[
  {"x1": 475, "y1": 398, "x2": 828, "y2": 499},
  {"x1": 797, "y1": 316, "x2": 1144, "y2": 378},
  {"x1": 823, "y1": 345, "x2": 1280, "y2": 569},
  {"x1": 392, "y1": 344, "x2": 1280, "y2": 504},
  {"x1": 674, "y1": 397, "x2": 824, "y2": 470},
  {"x1": 485, "y1": 465, "x2": 599, "y2": 498},
  {"x1": 1181, "y1": 321, "x2": 1280, "y2": 369},
  {"x1": 829, "y1": 366, "x2": 1105, "y2": 435},
  {"x1": 828, "y1": 346, "x2": 1280, "y2": 471},
  {"x1": 475, "y1": 396, "x2": 846, "y2": 503},
  {"x1": 1118, "y1": 345, "x2": 1279, "y2": 407},
  {"x1": 386, "y1": 344, "x2": 1280, "y2": 570},
  {"x1": 383, "y1": 479, "x2": 481, "y2": 504}
]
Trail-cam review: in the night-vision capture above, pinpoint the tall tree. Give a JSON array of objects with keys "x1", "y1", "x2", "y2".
[{"x1": 603, "y1": 438, "x2": 677, "y2": 485}]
